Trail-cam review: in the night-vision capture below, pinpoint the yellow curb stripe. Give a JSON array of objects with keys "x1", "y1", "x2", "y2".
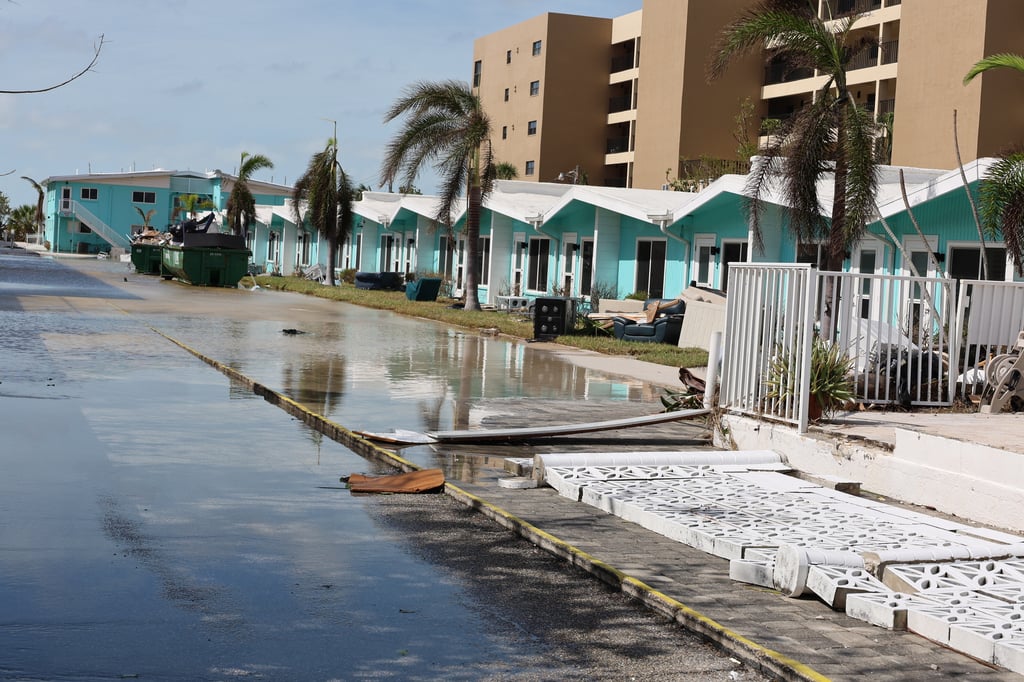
[{"x1": 145, "y1": 323, "x2": 830, "y2": 682}]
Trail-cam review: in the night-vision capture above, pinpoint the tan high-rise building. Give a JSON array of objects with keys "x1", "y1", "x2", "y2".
[{"x1": 473, "y1": 0, "x2": 1024, "y2": 190}]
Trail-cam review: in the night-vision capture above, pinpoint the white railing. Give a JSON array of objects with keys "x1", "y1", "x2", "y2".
[
  {"x1": 819, "y1": 271, "x2": 955, "y2": 407},
  {"x1": 720, "y1": 264, "x2": 817, "y2": 432},
  {"x1": 953, "y1": 279, "x2": 1024, "y2": 395},
  {"x1": 66, "y1": 201, "x2": 131, "y2": 250},
  {"x1": 721, "y1": 265, "x2": 961, "y2": 433}
]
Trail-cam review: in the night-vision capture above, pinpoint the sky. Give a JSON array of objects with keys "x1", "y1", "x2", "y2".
[{"x1": 0, "y1": 0, "x2": 643, "y2": 209}]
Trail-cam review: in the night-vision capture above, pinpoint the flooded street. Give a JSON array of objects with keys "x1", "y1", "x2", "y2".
[{"x1": 0, "y1": 253, "x2": 754, "y2": 681}]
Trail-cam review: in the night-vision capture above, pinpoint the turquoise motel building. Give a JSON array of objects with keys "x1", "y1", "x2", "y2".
[{"x1": 37, "y1": 161, "x2": 1020, "y2": 302}]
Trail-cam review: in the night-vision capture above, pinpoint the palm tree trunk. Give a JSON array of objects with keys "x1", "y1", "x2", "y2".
[
  {"x1": 326, "y1": 240, "x2": 337, "y2": 286},
  {"x1": 464, "y1": 184, "x2": 482, "y2": 311}
]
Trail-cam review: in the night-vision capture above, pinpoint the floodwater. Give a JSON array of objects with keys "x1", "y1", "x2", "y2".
[{"x1": 0, "y1": 253, "x2": 734, "y2": 681}]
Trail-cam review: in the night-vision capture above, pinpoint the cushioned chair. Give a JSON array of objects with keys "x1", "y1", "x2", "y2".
[
  {"x1": 612, "y1": 298, "x2": 685, "y2": 345},
  {"x1": 405, "y1": 277, "x2": 442, "y2": 302}
]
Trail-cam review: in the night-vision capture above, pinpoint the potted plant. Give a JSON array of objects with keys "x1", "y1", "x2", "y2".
[{"x1": 765, "y1": 336, "x2": 855, "y2": 421}]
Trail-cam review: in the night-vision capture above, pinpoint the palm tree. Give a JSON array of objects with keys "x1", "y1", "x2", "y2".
[
  {"x1": 134, "y1": 206, "x2": 156, "y2": 230},
  {"x1": 293, "y1": 137, "x2": 354, "y2": 287},
  {"x1": 7, "y1": 204, "x2": 36, "y2": 241},
  {"x1": 21, "y1": 176, "x2": 45, "y2": 245},
  {"x1": 708, "y1": 0, "x2": 881, "y2": 271},
  {"x1": 964, "y1": 53, "x2": 1024, "y2": 276},
  {"x1": 226, "y1": 151, "x2": 274, "y2": 237},
  {"x1": 380, "y1": 80, "x2": 494, "y2": 311},
  {"x1": 178, "y1": 193, "x2": 215, "y2": 221},
  {"x1": 494, "y1": 162, "x2": 519, "y2": 180}
]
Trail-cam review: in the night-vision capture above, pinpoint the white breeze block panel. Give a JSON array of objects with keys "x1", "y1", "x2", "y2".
[
  {"x1": 994, "y1": 635, "x2": 1024, "y2": 676},
  {"x1": 806, "y1": 564, "x2": 888, "y2": 610},
  {"x1": 845, "y1": 591, "x2": 925, "y2": 630},
  {"x1": 539, "y1": 450, "x2": 1024, "y2": 669}
]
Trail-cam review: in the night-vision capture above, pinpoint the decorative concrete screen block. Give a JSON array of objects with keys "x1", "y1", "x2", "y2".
[
  {"x1": 806, "y1": 564, "x2": 888, "y2": 610},
  {"x1": 845, "y1": 591, "x2": 923, "y2": 630},
  {"x1": 949, "y1": 620, "x2": 1024, "y2": 664},
  {"x1": 906, "y1": 605, "x2": 981, "y2": 646},
  {"x1": 884, "y1": 559, "x2": 1024, "y2": 594},
  {"x1": 995, "y1": 635, "x2": 1024, "y2": 676},
  {"x1": 730, "y1": 559, "x2": 776, "y2": 588},
  {"x1": 534, "y1": 450, "x2": 782, "y2": 478}
]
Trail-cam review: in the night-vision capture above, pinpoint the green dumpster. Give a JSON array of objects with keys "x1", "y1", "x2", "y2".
[
  {"x1": 130, "y1": 242, "x2": 164, "y2": 275},
  {"x1": 161, "y1": 235, "x2": 251, "y2": 287}
]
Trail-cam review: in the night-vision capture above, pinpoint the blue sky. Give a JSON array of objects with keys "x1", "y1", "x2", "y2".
[{"x1": 0, "y1": 0, "x2": 642, "y2": 209}]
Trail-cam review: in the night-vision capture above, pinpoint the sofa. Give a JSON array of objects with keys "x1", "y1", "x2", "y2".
[
  {"x1": 612, "y1": 298, "x2": 685, "y2": 344},
  {"x1": 405, "y1": 277, "x2": 442, "y2": 302},
  {"x1": 354, "y1": 271, "x2": 405, "y2": 291}
]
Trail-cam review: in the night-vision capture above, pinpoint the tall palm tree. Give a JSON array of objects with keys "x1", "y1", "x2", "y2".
[
  {"x1": 226, "y1": 151, "x2": 274, "y2": 237},
  {"x1": 380, "y1": 80, "x2": 494, "y2": 311},
  {"x1": 21, "y1": 176, "x2": 45, "y2": 245},
  {"x1": 708, "y1": 0, "x2": 881, "y2": 271},
  {"x1": 293, "y1": 137, "x2": 354, "y2": 287},
  {"x1": 964, "y1": 53, "x2": 1024, "y2": 275}
]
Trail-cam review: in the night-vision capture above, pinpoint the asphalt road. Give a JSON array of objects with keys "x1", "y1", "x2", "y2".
[{"x1": 0, "y1": 252, "x2": 767, "y2": 681}]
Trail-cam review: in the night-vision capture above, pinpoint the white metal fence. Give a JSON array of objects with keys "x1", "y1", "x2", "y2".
[
  {"x1": 720, "y1": 264, "x2": 977, "y2": 432},
  {"x1": 953, "y1": 280, "x2": 1024, "y2": 395},
  {"x1": 720, "y1": 264, "x2": 818, "y2": 432}
]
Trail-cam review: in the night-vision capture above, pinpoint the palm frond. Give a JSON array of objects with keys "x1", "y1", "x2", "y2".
[
  {"x1": 964, "y1": 53, "x2": 1024, "y2": 85},
  {"x1": 979, "y1": 151, "x2": 1024, "y2": 275}
]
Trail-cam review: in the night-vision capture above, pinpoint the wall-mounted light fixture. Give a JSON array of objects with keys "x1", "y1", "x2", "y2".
[
  {"x1": 934, "y1": 252, "x2": 946, "y2": 263},
  {"x1": 518, "y1": 241, "x2": 528, "y2": 250},
  {"x1": 407, "y1": 237, "x2": 415, "y2": 247},
  {"x1": 710, "y1": 246, "x2": 720, "y2": 256},
  {"x1": 569, "y1": 242, "x2": 580, "y2": 252}
]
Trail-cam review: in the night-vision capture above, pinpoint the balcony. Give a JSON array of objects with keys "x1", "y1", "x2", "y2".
[
  {"x1": 611, "y1": 55, "x2": 636, "y2": 73},
  {"x1": 608, "y1": 95, "x2": 633, "y2": 114},
  {"x1": 764, "y1": 62, "x2": 815, "y2": 86},
  {"x1": 606, "y1": 136, "x2": 630, "y2": 154}
]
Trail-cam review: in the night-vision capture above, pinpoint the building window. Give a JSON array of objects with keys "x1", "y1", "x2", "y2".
[
  {"x1": 268, "y1": 232, "x2": 280, "y2": 263},
  {"x1": 502, "y1": 126, "x2": 508, "y2": 140},
  {"x1": 527, "y1": 239, "x2": 550, "y2": 292},
  {"x1": 720, "y1": 241, "x2": 749, "y2": 293},
  {"x1": 132, "y1": 191, "x2": 156, "y2": 204},
  {"x1": 473, "y1": 60, "x2": 482, "y2": 87},
  {"x1": 635, "y1": 239, "x2": 667, "y2": 299},
  {"x1": 477, "y1": 236, "x2": 490, "y2": 286},
  {"x1": 529, "y1": 80, "x2": 540, "y2": 96},
  {"x1": 80, "y1": 187, "x2": 98, "y2": 201},
  {"x1": 504, "y1": 88, "x2": 509, "y2": 102},
  {"x1": 527, "y1": 120, "x2": 537, "y2": 135},
  {"x1": 506, "y1": 50, "x2": 512, "y2": 64},
  {"x1": 532, "y1": 40, "x2": 542, "y2": 56},
  {"x1": 525, "y1": 160, "x2": 535, "y2": 176}
]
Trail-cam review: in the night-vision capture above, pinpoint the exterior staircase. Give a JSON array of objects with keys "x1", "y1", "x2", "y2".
[{"x1": 60, "y1": 200, "x2": 131, "y2": 251}]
